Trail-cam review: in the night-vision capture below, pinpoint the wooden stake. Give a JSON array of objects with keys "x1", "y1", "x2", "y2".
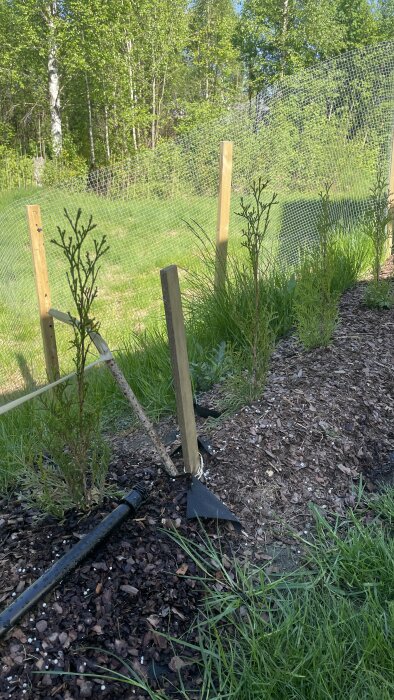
[
  {"x1": 160, "y1": 265, "x2": 200, "y2": 475},
  {"x1": 214, "y1": 140, "x2": 233, "y2": 292},
  {"x1": 106, "y1": 358, "x2": 178, "y2": 477},
  {"x1": 27, "y1": 205, "x2": 59, "y2": 381}
]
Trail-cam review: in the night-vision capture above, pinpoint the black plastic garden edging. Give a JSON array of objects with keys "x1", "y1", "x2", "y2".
[{"x1": 0, "y1": 484, "x2": 147, "y2": 638}]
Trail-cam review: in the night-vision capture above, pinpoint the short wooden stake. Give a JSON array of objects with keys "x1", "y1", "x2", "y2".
[
  {"x1": 160, "y1": 265, "x2": 200, "y2": 475},
  {"x1": 27, "y1": 204, "x2": 60, "y2": 382},
  {"x1": 214, "y1": 140, "x2": 233, "y2": 292}
]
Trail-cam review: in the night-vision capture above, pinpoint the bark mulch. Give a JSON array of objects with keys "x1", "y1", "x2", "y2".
[{"x1": 1, "y1": 262, "x2": 393, "y2": 699}]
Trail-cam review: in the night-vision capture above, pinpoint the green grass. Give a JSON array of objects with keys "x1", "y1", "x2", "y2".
[
  {"x1": 168, "y1": 503, "x2": 394, "y2": 699},
  {"x1": 0, "y1": 185, "x2": 372, "y2": 397},
  {"x1": 0, "y1": 186, "x2": 221, "y2": 398},
  {"x1": 0, "y1": 184, "x2": 377, "y2": 494},
  {"x1": 47, "y1": 491, "x2": 394, "y2": 698}
]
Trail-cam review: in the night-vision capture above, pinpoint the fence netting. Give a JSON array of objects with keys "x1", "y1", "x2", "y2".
[{"x1": 1, "y1": 41, "x2": 394, "y2": 402}]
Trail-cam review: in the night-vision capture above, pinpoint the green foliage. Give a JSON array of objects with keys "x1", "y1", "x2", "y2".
[
  {"x1": 233, "y1": 178, "x2": 278, "y2": 397},
  {"x1": 239, "y1": 0, "x2": 345, "y2": 94},
  {"x1": 0, "y1": 146, "x2": 34, "y2": 190},
  {"x1": 0, "y1": 179, "x2": 389, "y2": 500},
  {"x1": 0, "y1": 0, "x2": 392, "y2": 176},
  {"x1": 369, "y1": 487, "x2": 394, "y2": 525},
  {"x1": 336, "y1": 0, "x2": 377, "y2": 49},
  {"x1": 294, "y1": 256, "x2": 339, "y2": 348},
  {"x1": 188, "y1": 0, "x2": 241, "y2": 103},
  {"x1": 158, "y1": 500, "x2": 394, "y2": 700},
  {"x1": 0, "y1": 402, "x2": 40, "y2": 492},
  {"x1": 185, "y1": 181, "x2": 280, "y2": 409},
  {"x1": 364, "y1": 279, "x2": 394, "y2": 309},
  {"x1": 119, "y1": 330, "x2": 175, "y2": 422},
  {"x1": 189, "y1": 341, "x2": 230, "y2": 393},
  {"x1": 41, "y1": 144, "x2": 88, "y2": 186},
  {"x1": 362, "y1": 167, "x2": 393, "y2": 308},
  {"x1": 186, "y1": 261, "x2": 276, "y2": 409},
  {"x1": 294, "y1": 185, "x2": 340, "y2": 349},
  {"x1": 363, "y1": 167, "x2": 392, "y2": 283},
  {"x1": 79, "y1": 495, "x2": 394, "y2": 699},
  {"x1": 28, "y1": 209, "x2": 111, "y2": 515},
  {"x1": 329, "y1": 224, "x2": 374, "y2": 294}
]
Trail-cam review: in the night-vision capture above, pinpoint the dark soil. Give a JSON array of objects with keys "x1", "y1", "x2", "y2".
[{"x1": 1, "y1": 262, "x2": 393, "y2": 699}]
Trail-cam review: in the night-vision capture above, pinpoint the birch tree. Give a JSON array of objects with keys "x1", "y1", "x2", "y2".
[{"x1": 46, "y1": 1, "x2": 62, "y2": 156}]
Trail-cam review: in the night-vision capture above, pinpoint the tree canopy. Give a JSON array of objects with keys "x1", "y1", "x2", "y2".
[{"x1": 0, "y1": 0, "x2": 391, "y2": 174}]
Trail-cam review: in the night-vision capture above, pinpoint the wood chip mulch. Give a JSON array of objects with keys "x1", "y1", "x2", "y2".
[{"x1": 0, "y1": 259, "x2": 393, "y2": 699}]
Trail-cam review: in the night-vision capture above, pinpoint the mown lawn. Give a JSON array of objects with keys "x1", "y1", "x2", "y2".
[
  {"x1": 0, "y1": 187, "x2": 222, "y2": 396},
  {"x1": 0, "y1": 182, "x2": 371, "y2": 400}
]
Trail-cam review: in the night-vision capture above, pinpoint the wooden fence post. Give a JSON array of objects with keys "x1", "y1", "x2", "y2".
[
  {"x1": 160, "y1": 265, "x2": 200, "y2": 475},
  {"x1": 27, "y1": 205, "x2": 60, "y2": 382},
  {"x1": 214, "y1": 140, "x2": 233, "y2": 292},
  {"x1": 389, "y1": 131, "x2": 394, "y2": 252}
]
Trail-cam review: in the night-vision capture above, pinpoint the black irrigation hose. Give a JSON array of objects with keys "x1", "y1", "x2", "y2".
[{"x1": 0, "y1": 485, "x2": 147, "y2": 638}]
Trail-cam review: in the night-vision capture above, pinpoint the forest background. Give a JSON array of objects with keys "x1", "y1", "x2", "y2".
[{"x1": 1, "y1": 0, "x2": 394, "y2": 187}]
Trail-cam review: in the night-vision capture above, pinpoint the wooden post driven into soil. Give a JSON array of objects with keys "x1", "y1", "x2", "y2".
[
  {"x1": 27, "y1": 204, "x2": 60, "y2": 382},
  {"x1": 160, "y1": 265, "x2": 200, "y2": 475},
  {"x1": 214, "y1": 140, "x2": 233, "y2": 293},
  {"x1": 389, "y1": 131, "x2": 394, "y2": 252}
]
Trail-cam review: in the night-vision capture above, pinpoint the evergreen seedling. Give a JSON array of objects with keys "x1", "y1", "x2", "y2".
[
  {"x1": 294, "y1": 184, "x2": 339, "y2": 349},
  {"x1": 32, "y1": 209, "x2": 110, "y2": 514},
  {"x1": 235, "y1": 177, "x2": 278, "y2": 394},
  {"x1": 362, "y1": 168, "x2": 393, "y2": 308}
]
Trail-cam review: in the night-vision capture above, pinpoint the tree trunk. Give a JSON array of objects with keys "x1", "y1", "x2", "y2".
[
  {"x1": 126, "y1": 38, "x2": 138, "y2": 151},
  {"x1": 85, "y1": 73, "x2": 96, "y2": 167},
  {"x1": 281, "y1": 0, "x2": 290, "y2": 78},
  {"x1": 47, "y1": 2, "x2": 62, "y2": 157},
  {"x1": 151, "y1": 74, "x2": 156, "y2": 149},
  {"x1": 156, "y1": 72, "x2": 167, "y2": 144},
  {"x1": 104, "y1": 104, "x2": 111, "y2": 162}
]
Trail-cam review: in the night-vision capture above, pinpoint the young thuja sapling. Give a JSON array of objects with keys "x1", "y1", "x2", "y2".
[
  {"x1": 363, "y1": 168, "x2": 394, "y2": 308},
  {"x1": 235, "y1": 177, "x2": 278, "y2": 394},
  {"x1": 294, "y1": 183, "x2": 340, "y2": 349},
  {"x1": 38, "y1": 209, "x2": 110, "y2": 513}
]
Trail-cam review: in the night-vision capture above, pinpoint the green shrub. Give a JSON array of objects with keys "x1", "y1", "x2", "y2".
[
  {"x1": 294, "y1": 185, "x2": 340, "y2": 349},
  {"x1": 330, "y1": 225, "x2": 374, "y2": 295},
  {"x1": 363, "y1": 167, "x2": 392, "y2": 284},
  {"x1": 362, "y1": 167, "x2": 393, "y2": 308},
  {"x1": 0, "y1": 145, "x2": 34, "y2": 190},
  {"x1": 364, "y1": 279, "x2": 394, "y2": 309},
  {"x1": 24, "y1": 210, "x2": 111, "y2": 515},
  {"x1": 185, "y1": 179, "x2": 280, "y2": 406},
  {"x1": 190, "y1": 341, "x2": 231, "y2": 393}
]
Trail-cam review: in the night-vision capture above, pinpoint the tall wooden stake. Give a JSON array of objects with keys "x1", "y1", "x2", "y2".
[
  {"x1": 214, "y1": 140, "x2": 233, "y2": 292},
  {"x1": 27, "y1": 205, "x2": 60, "y2": 381},
  {"x1": 160, "y1": 265, "x2": 200, "y2": 475}
]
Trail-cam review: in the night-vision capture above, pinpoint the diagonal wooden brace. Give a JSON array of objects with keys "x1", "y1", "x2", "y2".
[{"x1": 48, "y1": 309, "x2": 178, "y2": 477}]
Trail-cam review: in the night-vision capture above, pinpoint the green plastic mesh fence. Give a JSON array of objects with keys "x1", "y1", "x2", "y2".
[{"x1": 1, "y1": 41, "x2": 394, "y2": 402}]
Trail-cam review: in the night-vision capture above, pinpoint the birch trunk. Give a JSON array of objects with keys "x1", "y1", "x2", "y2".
[
  {"x1": 85, "y1": 73, "x2": 96, "y2": 167},
  {"x1": 104, "y1": 104, "x2": 111, "y2": 162},
  {"x1": 47, "y1": 2, "x2": 62, "y2": 157},
  {"x1": 156, "y1": 72, "x2": 167, "y2": 144},
  {"x1": 151, "y1": 74, "x2": 156, "y2": 149},
  {"x1": 126, "y1": 38, "x2": 138, "y2": 151},
  {"x1": 281, "y1": 0, "x2": 290, "y2": 78}
]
